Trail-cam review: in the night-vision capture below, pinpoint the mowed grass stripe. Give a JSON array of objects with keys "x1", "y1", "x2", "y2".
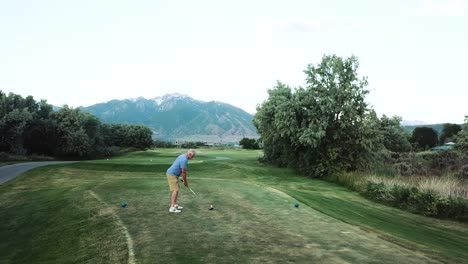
[
  {"x1": 288, "y1": 188, "x2": 468, "y2": 263},
  {"x1": 88, "y1": 190, "x2": 136, "y2": 264},
  {"x1": 0, "y1": 168, "x2": 130, "y2": 263}
]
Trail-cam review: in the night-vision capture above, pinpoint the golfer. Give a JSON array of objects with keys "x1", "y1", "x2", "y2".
[{"x1": 166, "y1": 149, "x2": 196, "y2": 213}]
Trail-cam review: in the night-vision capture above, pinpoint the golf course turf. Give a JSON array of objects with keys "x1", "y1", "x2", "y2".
[{"x1": 1, "y1": 149, "x2": 467, "y2": 263}]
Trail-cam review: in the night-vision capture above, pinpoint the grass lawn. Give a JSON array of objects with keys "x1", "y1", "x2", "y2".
[{"x1": 1, "y1": 149, "x2": 467, "y2": 263}]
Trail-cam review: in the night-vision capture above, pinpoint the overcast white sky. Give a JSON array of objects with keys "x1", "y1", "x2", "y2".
[{"x1": 1, "y1": 0, "x2": 467, "y2": 124}]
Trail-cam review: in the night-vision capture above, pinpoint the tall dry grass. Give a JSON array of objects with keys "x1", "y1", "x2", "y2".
[{"x1": 367, "y1": 174, "x2": 468, "y2": 200}]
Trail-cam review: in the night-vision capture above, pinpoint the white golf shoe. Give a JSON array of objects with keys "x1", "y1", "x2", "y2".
[
  {"x1": 175, "y1": 204, "x2": 184, "y2": 210},
  {"x1": 169, "y1": 207, "x2": 182, "y2": 213}
]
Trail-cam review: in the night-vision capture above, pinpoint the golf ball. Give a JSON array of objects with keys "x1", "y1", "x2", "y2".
[
  {"x1": 121, "y1": 202, "x2": 127, "y2": 208},
  {"x1": 294, "y1": 202, "x2": 299, "y2": 208}
]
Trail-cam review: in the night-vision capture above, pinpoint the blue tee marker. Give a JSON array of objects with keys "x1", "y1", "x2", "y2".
[
  {"x1": 294, "y1": 202, "x2": 299, "y2": 208},
  {"x1": 121, "y1": 202, "x2": 127, "y2": 208}
]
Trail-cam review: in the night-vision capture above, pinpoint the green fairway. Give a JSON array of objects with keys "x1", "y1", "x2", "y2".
[{"x1": 1, "y1": 149, "x2": 467, "y2": 263}]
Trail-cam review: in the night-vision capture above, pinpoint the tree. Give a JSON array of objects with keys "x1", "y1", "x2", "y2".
[
  {"x1": 379, "y1": 115, "x2": 411, "y2": 152},
  {"x1": 253, "y1": 82, "x2": 296, "y2": 167},
  {"x1": 101, "y1": 123, "x2": 153, "y2": 149},
  {"x1": 254, "y1": 55, "x2": 381, "y2": 177},
  {"x1": 239, "y1": 137, "x2": 259, "y2": 149},
  {"x1": 439, "y1": 123, "x2": 461, "y2": 144},
  {"x1": 52, "y1": 106, "x2": 95, "y2": 157},
  {"x1": 456, "y1": 123, "x2": 468, "y2": 154},
  {"x1": 0, "y1": 109, "x2": 33, "y2": 154},
  {"x1": 122, "y1": 125, "x2": 153, "y2": 149},
  {"x1": 410, "y1": 127, "x2": 438, "y2": 150},
  {"x1": 23, "y1": 118, "x2": 58, "y2": 155},
  {"x1": 0, "y1": 92, "x2": 40, "y2": 154},
  {"x1": 0, "y1": 90, "x2": 154, "y2": 158}
]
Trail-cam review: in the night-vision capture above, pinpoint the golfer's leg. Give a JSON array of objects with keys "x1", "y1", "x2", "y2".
[{"x1": 171, "y1": 190, "x2": 178, "y2": 208}]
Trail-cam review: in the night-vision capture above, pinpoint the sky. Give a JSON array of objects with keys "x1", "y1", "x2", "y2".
[{"x1": 1, "y1": 0, "x2": 467, "y2": 124}]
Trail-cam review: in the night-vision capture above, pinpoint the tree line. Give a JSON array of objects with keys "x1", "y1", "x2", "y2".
[
  {"x1": 0, "y1": 91, "x2": 153, "y2": 159},
  {"x1": 253, "y1": 55, "x2": 468, "y2": 177}
]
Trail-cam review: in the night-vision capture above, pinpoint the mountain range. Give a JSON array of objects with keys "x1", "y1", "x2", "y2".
[{"x1": 81, "y1": 93, "x2": 259, "y2": 143}]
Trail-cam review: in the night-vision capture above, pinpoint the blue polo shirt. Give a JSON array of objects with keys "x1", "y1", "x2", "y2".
[{"x1": 167, "y1": 153, "x2": 188, "y2": 176}]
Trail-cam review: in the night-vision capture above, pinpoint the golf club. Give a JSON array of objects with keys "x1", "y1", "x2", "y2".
[
  {"x1": 181, "y1": 179, "x2": 212, "y2": 209},
  {"x1": 188, "y1": 186, "x2": 198, "y2": 196},
  {"x1": 181, "y1": 179, "x2": 198, "y2": 196}
]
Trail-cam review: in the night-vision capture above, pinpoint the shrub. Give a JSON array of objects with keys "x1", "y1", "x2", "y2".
[
  {"x1": 153, "y1": 140, "x2": 176, "y2": 148},
  {"x1": 361, "y1": 178, "x2": 467, "y2": 221},
  {"x1": 0, "y1": 152, "x2": 8, "y2": 160},
  {"x1": 439, "y1": 196, "x2": 467, "y2": 221},
  {"x1": 393, "y1": 153, "x2": 429, "y2": 176},
  {"x1": 420, "y1": 150, "x2": 464, "y2": 173},
  {"x1": 409, "y1": 189, "x2": 439, "y2": 216},
  {"x1": 329, "y1": 172, "x2": 366, "y2": 192},
  {"x1": 461, "y1": 165, "x2": 468, "y2": 179},
  {"x1": 29, "y1": 155, "x2": 54, "y2": 161},
  {"x1": 180, "y1": 142, "x2": 197, "y2": 149},
  {"x1": 390, "y1": 185, "x2": 416, "y2": 207},
  {"x1": 393, "y1": 162, "x2": 414, "y2": 176},
  {"x1": 364, "y1": 182, "x2": 387, "y2": 202}
]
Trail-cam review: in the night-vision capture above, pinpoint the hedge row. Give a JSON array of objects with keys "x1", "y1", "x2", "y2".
[{"x1": 364, "y1": 181, "x2": 467, "y2": 221}]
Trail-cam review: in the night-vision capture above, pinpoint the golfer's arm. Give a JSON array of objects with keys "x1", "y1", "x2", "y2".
[{"x1": 182, "y1": 169, "x2": 188, "y2": 185}]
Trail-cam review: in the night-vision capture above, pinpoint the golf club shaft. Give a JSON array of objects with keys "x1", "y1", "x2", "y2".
[{"x1": 188, "y1": 187, "x2": 197, "y2": 196}]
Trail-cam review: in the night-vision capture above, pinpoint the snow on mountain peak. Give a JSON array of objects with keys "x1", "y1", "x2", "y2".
[
  {"x1": 150, "y1": 93, "x2": 205, "y2": 107},
  {"x1": 129, "y1": 96, "x2": 145, "y2": 102}
]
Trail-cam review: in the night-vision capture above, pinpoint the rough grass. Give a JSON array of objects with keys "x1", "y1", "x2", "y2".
[
  {"x1": 366, "y1": 174, "x2": 468, "y2": 200},
  {"x1": 1, "y1": 149, "x2": 467, "y2": 263}
]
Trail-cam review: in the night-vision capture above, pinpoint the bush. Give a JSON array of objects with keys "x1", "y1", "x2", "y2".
[
  {"x1": 437, "y1": 196, "x2": 467, "y2": 221},
  {"x1": 153, "y1": 140, "x2": 176, "y2": 148},
  {"x1": 390, "y1": 185, "x2": 417, "y2": 207},
  {"x1": 0, "y1": 152, "x2": 9, "y2": 160},
  {"x1": 29, "y1": 155, "x2": 54, "y2": 161},
  {"x1": 383, "y1": 151, "x2": 467, "y2": 177},
  {"x1": 361, "y1": 179, "x2": 467, "y2": 221},
  {"x1": 461, "y1": 164, "x2": 468, "y2": 179},
  {"x1": 409, "y1": 189, "x2": 439, "y2": 216},
  {"x1": 93, "y1": 146, "x2": 120, "y2": 157},
  {"x1": 392, "y1": 153, "x2": 429, "y2": 176},
  {"x1": 0, "y1": 152, "x2": 55, "y2": 161},
  {"x1": 419, "y1": 150, "x2": 464, "y2": 173},
  {"x1": 364, "y1": 182, "x2": 387, "y2": 201},
  {"x1": 329, "y1": 172, "x2": 366, "y2": 192},
  {"x1": 393, "y1": 162, "x2": 414, "y2": 176},
  {"x1": 180, "y1": 142, "x2": 198, "y2": 149}
]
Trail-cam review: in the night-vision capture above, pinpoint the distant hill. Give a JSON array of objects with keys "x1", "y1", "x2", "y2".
[
  {"x1": 403, "y1": 124, "x2": 444, "y2": 135},
  {"x1": 81, "y1": 93, "x2": 259, "y2": 143},
  {"x1": 403, "y1": 123, "x2": 463, "y2": 135},
  {"x1": 400, "y1": 120, "x2": 427, "y2": 126}
]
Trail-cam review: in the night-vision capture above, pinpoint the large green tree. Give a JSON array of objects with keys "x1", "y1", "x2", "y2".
[
  {"x1": 379, "y1": 115, "x2": 411, "y2": 152},
  {"x1": 253, "y1": 82, "x2": 297, "y2": 167},
  {"x1": 101, "y1": 123, "x2": 153, "y2": 149},
  {"x1": 239, "y1": 137, "x2": 259, "y2": 149},
  {"x1": 439, "y1": 123, "x2": 462, "y2": 144},
  {"x1": 456, "y1": 123, "x2": 468, "y2": 154},
  {"x1": 410, "y1": 127, "x2": 438, "y2": 150},
  {"x1": 254, "y1": 55, "x2": 382, "y2": 177},
  {"x1": 1, "y1": 90, "x2": 154, "y2": 158},
  {"x1": 52, "y1": 106, "x2": 96, "y2": 157},
  {"x1": 0, "y1": 92, "x2": 36, "y2": 154},
  {"x1": 23, "y1": 100, "x2": 58, "y2": 155}
]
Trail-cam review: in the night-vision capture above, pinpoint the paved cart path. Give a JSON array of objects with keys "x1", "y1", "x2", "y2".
[{"x1": 0, "y1": 161, "x2": 77, "y2": 184}]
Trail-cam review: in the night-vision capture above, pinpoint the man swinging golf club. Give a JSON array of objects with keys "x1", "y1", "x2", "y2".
[{"x1": 166, "y1": 149, "x2": 196, "y2": 213}]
